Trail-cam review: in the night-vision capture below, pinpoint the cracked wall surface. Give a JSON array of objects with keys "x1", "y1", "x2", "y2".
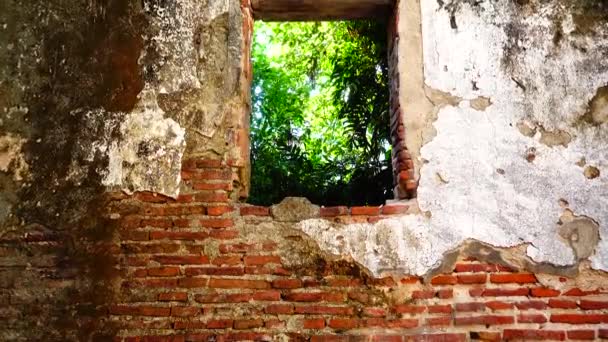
[{"x1": 296, "y1": 0, "x2": 608, "y2": 277}]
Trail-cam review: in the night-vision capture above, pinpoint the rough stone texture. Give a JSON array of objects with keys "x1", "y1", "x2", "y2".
[{"x1": 271, "y1": 197, "x2": 321, "y2": 222}]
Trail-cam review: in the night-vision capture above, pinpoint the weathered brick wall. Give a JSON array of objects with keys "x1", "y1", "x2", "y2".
[
  {"x1": 2, "y1": 0, "x2": 607, "y2": 340},
  {"x1": 103, "y1": 157, "x2": 608, "y2": 341}
]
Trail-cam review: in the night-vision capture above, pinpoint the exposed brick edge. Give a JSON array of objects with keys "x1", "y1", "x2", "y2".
[{"x1": 388, "y1": 0, "x2": 416, "y2": 200}]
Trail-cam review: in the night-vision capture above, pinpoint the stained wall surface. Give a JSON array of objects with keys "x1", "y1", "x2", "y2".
[{"x1": 0, "y1": 0, "x2": 607, "y2": 340}]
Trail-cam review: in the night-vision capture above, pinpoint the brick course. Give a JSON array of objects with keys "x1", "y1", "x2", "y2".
[{"x1": 95, "y1": 157, "x2": 608, "y2": 340}]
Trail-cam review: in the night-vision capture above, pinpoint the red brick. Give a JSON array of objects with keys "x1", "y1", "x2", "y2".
[
  {"x1": 386, "y1": 319, "x2": 419, "y2": 329},
  {"x1": 431, "y1": 275, "x2": 457, "y2": 285},
  {"x1": 194, "y1": 293, "x2": 250, "y2": 303},
  {"x1": 518, "y1": 313, "x2": 547, "y2": 323},
  {"x1": 549, "y1": 299, "x2": 577, "y2": 309},
  {"x1": 149, "y1": 231, "x2": 208, "y2": 241},
  {"x1": 240, "y1": 206, "x2": 269, "y2": 216},
  {"x1": 158, "y1": 292, "x2": 188, "y2": 302},
  {"x1": 147, "y1": 267, "x2": 180, "y2": 277},
  {"x1": 294, "y1": 305, "x2": 354, "y2": 315},
  {"x1": 120, "y1": 230, "x2": 150, "y2": 241},
  {"x1": 208, "y1": 230, "x2": 238, "y2": 239},
  {"x1": 361, "y1": 318, "x2": 388, "y2": 328},
  {"x1": 567, "y1": 330, "x2": 595, "y2": 340},
  {"x1": 283, "y1": 292, "x2": 336, "y2": 302},
  {"x1": 233, "y1": 318, "x2": 263, "y2": 329},
  {"x1": 206, "y1": 319, "x2": 233, "y2": 329},
  {"x1": 457, "y1": 274, "x2": 487, "y2": 284},
  {"x1": 272, "y1": 279, "x2": 302, "y2": 289},
  {"x1": 472, "y1": 288, "x2": 529, "y2": 297},
  {"x1": 208, "y1": 278, "x2": 269, "y2": 289},
  {"x1": 530, "y1": 287, "x2": 560, "y2": 297},
  {"x1": 428, "y1": 304, "x2": 452, "y2": 314},
  {"x1": 381, "y1": 204, "x2": 409, "y2": 215},
  {"x1": 454, "y1": 315, "x2": 514, "y2": 325},
  {"x1": 408, "y1": 334, "x2": 465, "y2": 342},
  {"x1": 194, "y1": 191, "x2": 229, "y2": 203},
  {"x1": 194, "y1": 159, "x2": 223, "y2": 168},
  {"x1": 177, "y1": 278, "x2": 207, "y2": 288},
  {"x1": 490, "y1": 273, "x2": 537, "y2": 284},
  {"x1": 425, "y1": 316, "x2": 451, "y2": 326},
  {"x1": 136, "y1": 192, "x2": 171, "y2": 203},
  {"x1": 303, "y1": 318, "x2": 325, "y2": 329},
  {"x1": 328, "y1": 318, "x2": 359, "y2": 329},
  {"x1": 516, "y1": 300, "x2": 546, "y2": 310},
  {"x1": 323, "y1": 277, "x2": 362, "y2": 287},
  {"x1": 192, "y1": 181, "x2": 232, "y2": 191},
  {"x1": 351, "y1": 206, "x2": 381, "y2": 215},
  {"x1": 563, "y1": 288, "x2": 601, "y2": 296},
  {"x1": 206, "y1": 205, "x2": 234, "y2": 216},
  {"x1": 412, "y1": 290, "x2": 435, "y2": 299},
  {"x1": 211, "y1": 255, "x2": 242, "y2": 266},
  {"x1": 185, "y1": 266, "x2": 244, "y2": 276},
  {"x1": 598, "y1": 329, "x2": 608, "y2": 338},
  {"x1": 265, "y1": 304, "x2": 294, "y2": 315},
  {"x1": 579, "y1": 300, "x2": 608, "y2": 310},
  {"x1": 503, "y1": 329, "x2": 565, "y2": 341},
  {"x1": 196, "y1": 170, "x2": 232, "y2": 180},
  {"x1": 437, "y1": 289, "x2": 453, "y2": 299},
  {"x1": 171, "y1": 306, "x2": 200, "y2": 317},
  {"x1": 550, "y1": 314, "x2": 608, "y2": 324},
  {"x1": 244, "y1": 255, "x2": 281, "y2": 266},
  {"x1": 455, "y1": 302, "x2": 485, "y2": 312},
  {"x1": 400, "y1": 276, "x2": 421, "y2": 284},
  {"x1": 454, "y1": 263, "x2": 499, "y2": 273},
  {"x1": 252, "y1": 290, "x2": 281, "y2": 301},
  {"x1": 153, "y1": 255, "x2": 209, "y2": 265},
  {"x1": 485, "y1": 300, "x2": 515, "y2": 311},
  {"x1": 199, "y1": 218, "x2": 233, "y2": 228},
  {"x1": 320, "y1": 206, "x2": 349, "y2": 217},
  {"x1": 133, "y1": 268, "x2": 148, "y2": 277},
  {"x1": 363, "y1": 307, "x2": 386, "y2": 317},
  {"x1": 393, "y1": 305, "x2": 426, "y2": 314},
  {"x1": 310, "y1": 336, "x2": 349, "y2": 342}
]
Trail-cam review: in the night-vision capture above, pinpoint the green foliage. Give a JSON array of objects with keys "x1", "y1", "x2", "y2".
[{"x1": 249, "y1": 20, "x2": 392, "y2": 206}]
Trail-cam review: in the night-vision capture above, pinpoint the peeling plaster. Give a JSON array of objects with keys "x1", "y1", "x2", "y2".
[
  {"x1": 419, "y1": 0, "x2": 608, "y2": 271},
  {"x1": 100, "y1": 90, "x2": 185, "y2": 198},
  {"x1": 296, "y1": 0, "x2": 608, "y2": 276}
]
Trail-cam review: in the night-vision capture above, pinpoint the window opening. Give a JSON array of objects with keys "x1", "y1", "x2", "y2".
[{"x1": 249, "y1": 20, "x2": 392, "y2": 206}]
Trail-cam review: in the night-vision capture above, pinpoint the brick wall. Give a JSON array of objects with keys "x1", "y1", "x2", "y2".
[{"x1": 104, "y1": 157, "x2": 608, "y2": 341}]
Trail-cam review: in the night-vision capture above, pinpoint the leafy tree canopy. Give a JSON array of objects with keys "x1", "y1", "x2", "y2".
[{"x1": 249, "y1": 20, "x2": 392, "y2": 206}]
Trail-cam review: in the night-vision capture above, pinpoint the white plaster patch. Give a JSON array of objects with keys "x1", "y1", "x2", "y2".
[
  {"x1": 100, "y1": 89, "x2": 186, "y2": 198},
  {"x1": 296, "y1": 0, "x2": 608, "y2": 276},
  {"x1": 298, "y1": 216, "x2": 453, "y2": 276},
  {"x1": 419, "y1": 1, "x2": 608, "y2": 269}
]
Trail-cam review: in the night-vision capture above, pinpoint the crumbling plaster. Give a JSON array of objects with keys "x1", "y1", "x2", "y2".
[
  {"x1": 86, "y1": 0, "x2": 247, "y2": 197},
  {"x1": 297, "y1": 0, "x2": 608, "y2": 277}
]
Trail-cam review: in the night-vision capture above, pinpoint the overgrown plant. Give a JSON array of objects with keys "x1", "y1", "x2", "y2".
[{"x1": 249, "y1": 21, "x2": 392, "y2": 206}]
